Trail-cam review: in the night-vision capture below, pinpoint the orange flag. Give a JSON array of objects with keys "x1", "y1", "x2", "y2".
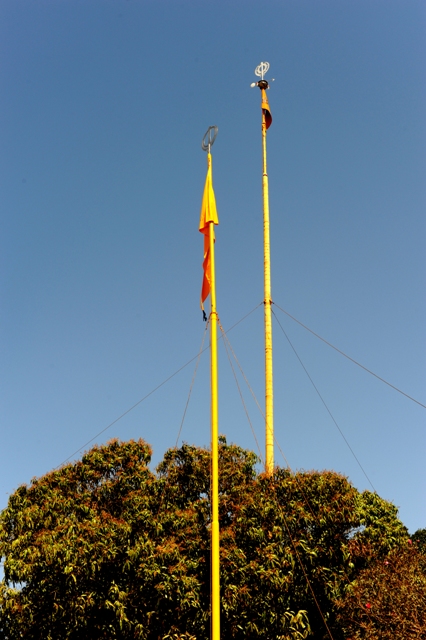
[
  {"x1": 261, "y1": 88, "x2": 272, "y2": 129},
  {"x1": 199, "y1": 153, "x2": 219, "y2": 310}
]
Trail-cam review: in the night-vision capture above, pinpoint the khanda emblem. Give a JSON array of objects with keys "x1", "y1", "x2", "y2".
[
  {"x1": 255, "y1": 61, "x2": 270, "y2": 80},
  {"x1": 250, "y1": 61, "x2": 273, "y2": 89}
]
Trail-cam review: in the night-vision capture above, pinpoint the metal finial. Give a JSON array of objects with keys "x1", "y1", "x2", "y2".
[
  {"x1": 255, "y1": 61, "x2": 270, "y2": 80},
  {"x1": 251, "y1": 61, "x2": 274, "y2": 88},
  {"x1": 201, "y1": 126, "x2": 218, "y2": 153}
]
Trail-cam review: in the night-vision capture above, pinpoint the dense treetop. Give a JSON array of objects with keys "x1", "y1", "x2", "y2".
[{"x1": 0, "y1": 438, "x2": 423, "y2": 639}]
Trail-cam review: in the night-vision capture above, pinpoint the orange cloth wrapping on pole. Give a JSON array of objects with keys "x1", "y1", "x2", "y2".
[
  {"x1": 261, "y1": 88, "x2": 272, "y2": 129},
  {"x1": 199, "y1": 153, "x2": 219, "y2": 309}
]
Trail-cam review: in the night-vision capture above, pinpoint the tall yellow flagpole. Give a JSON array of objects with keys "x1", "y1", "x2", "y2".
[
  {"x1": 209, "y1": 201, "x2": 220, "y2": 640},
  {"x1": 199, "y1": 126, "x2": 220, "y2": 640},
  {"x1": 252, "y1": 62, "x2": 274, "y2": 475}
]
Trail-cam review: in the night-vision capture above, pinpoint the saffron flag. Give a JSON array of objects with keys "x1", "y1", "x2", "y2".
[
  {"x1": 261, "y1": 88, "x2": 272, "y2": 129},
  {"x1": 199, "y1": 153, "x2": 219, "y2": 310}
]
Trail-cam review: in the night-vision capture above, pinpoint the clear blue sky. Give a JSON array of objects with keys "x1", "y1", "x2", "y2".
[{"x1": 1, "y1": 0, "x2": 425, "y2": 534}]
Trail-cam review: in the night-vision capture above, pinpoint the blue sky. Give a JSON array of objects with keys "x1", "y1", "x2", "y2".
[{"x1": 1, "y1": 0, "x2": 425, "y2": 535}]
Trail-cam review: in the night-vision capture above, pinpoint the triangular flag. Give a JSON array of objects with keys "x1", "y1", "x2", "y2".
[
  {"x1": 199, "y1": 153, "x2": 219, "y2": 310},
  {"x1": 261, "y1": 88, "x2": 272, "y2": 129}
]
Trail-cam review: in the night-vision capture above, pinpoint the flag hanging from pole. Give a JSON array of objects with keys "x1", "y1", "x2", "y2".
[
  {"x1": 261, "y1": 88, "x2": 272, "y2": 129},
  {"x1": 199, "y1": 152, "x2": 219, "y2": 310}
]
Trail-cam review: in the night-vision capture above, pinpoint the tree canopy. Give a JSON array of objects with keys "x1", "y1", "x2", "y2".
[
  {"x1": 0, "y1": 438, "x2": 420, "y2": 639},
  {"x1": 335, "y1": 542, "x2": 426, "y2": 639}
]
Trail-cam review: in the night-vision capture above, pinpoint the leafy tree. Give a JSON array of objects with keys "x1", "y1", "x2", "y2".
[
  {"x1": 0, "y1": 439, "x2": 157, "y2": 639},
  {"x1": 0, "y1": 438, "x2": 409, "y2": 639},
  {"x1": 412, "y1": 528, "x2": 426, "y2": 553},
  {"x1": 335, "y1": 543, "x2": 426, "y2": 639}
]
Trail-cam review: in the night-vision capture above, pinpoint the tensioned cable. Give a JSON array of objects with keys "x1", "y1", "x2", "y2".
[
  {"x1": 56, "y1": 303, "x2": 263, "y2": 468},
  {"x1": 183, "y1": 316, "x2": 334, "y2": 637},
  {"x1": 215, "y1": 339, "x2": 351, "y2": 639},
  {"x1": 218, "y1": 316, "x2": 341, "y2": 525},
  {"x1": 266, "y1": 479, "x2": 335, "y2": 640},
  {"x1": 165, "y1": 316, "x2": 334, "y2": 638},
  {"x1": 217, "y1": 314, "x2": 351, "y2": 556},
  {"x1": 173, "y1": 322, "x2": 209, "y2": 449},
  {"x1": 217, "y1": 312, "x2": 366, "y2": 588},
  {"x1": 153, "y1": 321, "x2": 209, "y2": 518},
  {"x1": 273, "y1": 302, "x2": 426, "y2": 410},
  {"x1": 271, "y1": 429, "x2": 368, "y2": 629},
  {"x1": 218, "y1": 320, "x2": 263, "y2": 463},
  {"x1": 218, "y1": 322, "x2": 266, "y2": 422},
  {"x1": 218, "y1": 314, "x2": 370, "y2": 495},
  {"x1": 217, "y1": 315, "x2": 347, "y2": 612},
  {"x1": 272, "y1": 309, "x2": 376, "y2": 493}
]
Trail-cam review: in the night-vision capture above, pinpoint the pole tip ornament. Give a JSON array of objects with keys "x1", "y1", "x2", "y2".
[
  {"x1": 201, "y1": 126, "x2": 218, "y2": 153},
  {"x1": 250, "y1": 61, "x2": 274, "y2": 89}
]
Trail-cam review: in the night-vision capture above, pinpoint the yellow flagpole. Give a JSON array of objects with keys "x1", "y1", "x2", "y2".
[
  {"x1": 253, "y1": 63, "x2": 274, "y2": 475},
  {"x1": 208, "y1": 208, "x2": 220, "y2": 640},
  {"x1": 199, "y1": 126, "x2": 220, "y2": 640}
]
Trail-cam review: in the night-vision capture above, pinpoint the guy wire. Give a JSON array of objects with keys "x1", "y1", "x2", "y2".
[
  {"x1": 273, "y1": 302, "x2": 425, "y2": 410},
  {"x1": 56, "y1": 303, "x2": 262, "y2": 469},
  {"x1": 218, "y1": 319, "x2": 263, "y2": 464},
  {"x1": 272, "y1": 308, "x2": 376, "y2": 493}
]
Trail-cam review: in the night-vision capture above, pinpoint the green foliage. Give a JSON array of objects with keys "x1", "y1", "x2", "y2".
[
  {"x1": 335, "y1": 543, "x2": 426, "y2": 639},
  {"x1": 0, "y1": 438, "x2": 411, "y2": 639},
  {"x1": 0, "y1": 439, "x2": 156, "y2": 638},
  {"x1": 412, "y1": 528, "x2": 426, "y2": 553}
]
